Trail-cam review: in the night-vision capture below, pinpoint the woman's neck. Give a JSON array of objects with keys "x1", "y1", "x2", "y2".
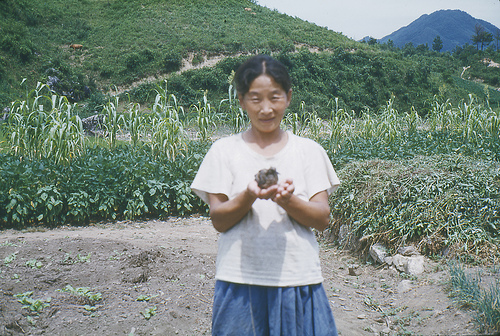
[{"x1": 242, "y1": 128, "x2": 288, "y2": 157}]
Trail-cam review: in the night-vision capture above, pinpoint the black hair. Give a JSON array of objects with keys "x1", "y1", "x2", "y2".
[{"x1": 234, "y1": 54, "x2": 291, "y2": 96}]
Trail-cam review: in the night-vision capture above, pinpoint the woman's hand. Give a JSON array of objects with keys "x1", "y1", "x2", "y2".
[
  {"x1": 271, "y1": 178, "x2": 330, "y2": 231},
  {"x1": 248, "y1": 179, "x2": 278, "y2": 200},
  {"x1": 272, "y1": 178, "x2": 294, "y2": 204},
  {"x1": 208, "y1": 179, "x2": 278, "y2": 233}
]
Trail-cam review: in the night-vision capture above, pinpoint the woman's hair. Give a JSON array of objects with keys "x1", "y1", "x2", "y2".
[{"x1": 234, "y1": 54, "x2": 291, "y2": 96}]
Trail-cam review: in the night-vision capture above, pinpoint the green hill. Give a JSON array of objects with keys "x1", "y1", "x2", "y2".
[{"x1": 1, "y1": 0, "x2": 499, "y2": 115}]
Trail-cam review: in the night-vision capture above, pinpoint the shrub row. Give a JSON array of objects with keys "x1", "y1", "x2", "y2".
[{"x1": 0, "y1": 142, "x2": 210, "y2": 229}]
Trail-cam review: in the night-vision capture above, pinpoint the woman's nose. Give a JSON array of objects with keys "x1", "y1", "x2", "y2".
[{"x1": 260, "y1": 99, "x2": 273, "y2": 113}]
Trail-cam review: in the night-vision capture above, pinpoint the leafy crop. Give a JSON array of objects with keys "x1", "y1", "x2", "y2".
[
  {"x1": 141, "y1": 306, "x2": 157, "y2": 320},
  {"x1": 1, "y1": 81, "x2": 499, "y2": 265},
  {"x1": 4, "y1": 252, "x2": 18, "y2": 265},
  {"x1": 58, "y1": 285, "x2": 102, "y2": 304},
  {"x1": 14, "y1": 291, "x2": 51, "y2": 313},
  {"x1": 25, "y1": 259, "x2": 43, "y2": 269}
]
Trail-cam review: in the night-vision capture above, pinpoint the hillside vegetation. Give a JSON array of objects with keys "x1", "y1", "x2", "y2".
[{"x1": 1, "y1": 0, "x2": 500, "y2": 116}]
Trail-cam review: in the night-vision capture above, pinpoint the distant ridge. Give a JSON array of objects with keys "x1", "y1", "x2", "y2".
[{"x1": 377, "y1": 9, "x2": 499, "y2": 52}]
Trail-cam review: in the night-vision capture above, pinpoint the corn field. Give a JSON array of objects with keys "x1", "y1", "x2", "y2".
[{"x1": 2, "y1": 82, "x2": 499, "y2": 164}]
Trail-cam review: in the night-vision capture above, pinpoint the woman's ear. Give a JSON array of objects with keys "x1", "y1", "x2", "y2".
[
  {"x1": 286, "y1": 89, "x2": 292, "y2": 106},
  {"x1": 238, "y1": 93, "x2": 246, "y2": 110}
]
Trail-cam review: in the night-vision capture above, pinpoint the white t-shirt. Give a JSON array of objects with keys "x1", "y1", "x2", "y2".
[{"x1": 191, "y1": 131, "x2": 340, "y2": 287}]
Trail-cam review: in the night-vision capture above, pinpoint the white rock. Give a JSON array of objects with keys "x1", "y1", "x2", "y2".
[
  {"x1": 369, "y1": 243, "x2": 387, "y2": 264},
  {"x1": 405, "y1": 255, "x2": 425, "y2": 275},
  {"x1": 391, "y1": 254, "x2": 425, "y2": 275},
  {"x1": 397, "y1": 245, "x2": 420, "y2": 256}
]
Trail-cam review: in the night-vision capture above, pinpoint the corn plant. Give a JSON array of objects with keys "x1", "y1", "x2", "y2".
[
  {"x1": 123, "y1": 102, "x2": 146, "y2": 148},
  {"x1": 43, "y1": 95, "x2": 84, "y2": 163},
  {"x1": 191, "y1": 90, "x2": 218, "y2": 141},
  {"x1": 7, "y1": 82, "x2": 49, "y2": 158},
  {"x1": 219, "y1": 83, "x2": 248, "y2": 133},
  {"x1": 283, "y1": 101, "x2": 309, "y2": 136},
  {"x1": 102, "y1": 96, "x2": 123, "y2": 149},
  {"x1": 150, "y1": 81, "x2": 187, "y2": 159},
  {"x1": 326, "y1": 98, "x2": 355, "y2": 154},
  {"x1": 5, "y1": 82, "x2": 84, "y2": 164}
]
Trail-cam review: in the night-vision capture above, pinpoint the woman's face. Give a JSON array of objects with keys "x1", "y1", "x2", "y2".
[{"x1": 239, "y1": 74, "x2": 292, "y2": 135}]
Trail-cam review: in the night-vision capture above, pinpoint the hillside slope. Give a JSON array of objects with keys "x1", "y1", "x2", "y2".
[
  {"x1": 379, "y1": 9, "x2": 499, "y2": 52},
  {"x1": 1, "y1": 1, "x2": 498, "y2": 115},
  {"x1": 0, "y1": 0, "x2": 354, "y2": 106}
]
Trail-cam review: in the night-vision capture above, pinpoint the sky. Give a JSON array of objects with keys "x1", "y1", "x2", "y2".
[{"x1": 255, "y1": 0, "x2": 500, "y2": 40}]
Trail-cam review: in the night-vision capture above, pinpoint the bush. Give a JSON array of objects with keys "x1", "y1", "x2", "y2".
[
  {"x1": 0, "y1": 142, "x2": 209, "y2": 228},
  {"x1": 163, "y1": 52, "x2": 183, "y2": 73},
  {"x1": 328, "y1": 155, "x2": 500, "y2": 263}
]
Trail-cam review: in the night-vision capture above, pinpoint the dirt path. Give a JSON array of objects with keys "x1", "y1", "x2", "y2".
[{"x1": 0, "y1": 217, "x2": 479, "y2": 335}]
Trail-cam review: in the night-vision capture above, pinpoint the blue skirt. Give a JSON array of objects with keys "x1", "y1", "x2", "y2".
[{"x1": 212, "y1": 281, "x2": 338, "y2": 336}]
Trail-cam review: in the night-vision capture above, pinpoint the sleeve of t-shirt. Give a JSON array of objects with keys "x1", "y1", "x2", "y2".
[
  {"x1": 190, "y1": 139, "x2": 233, "y2": 204},
  {"x1": 304, "y1": 141, "x2": 340, "y2": 198}
]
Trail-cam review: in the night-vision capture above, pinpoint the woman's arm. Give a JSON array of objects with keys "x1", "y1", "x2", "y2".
[
  {"x1": 273, "y1": 179, "x2": 330, "y2": 231},
  {"x1": 208, "y1": 181, "x2": 278, "y2": 233}
]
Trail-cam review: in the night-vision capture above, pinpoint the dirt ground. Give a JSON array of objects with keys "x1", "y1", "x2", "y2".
[{"x1": 0, "y1": 217, "x2": 485, "y2": 335}]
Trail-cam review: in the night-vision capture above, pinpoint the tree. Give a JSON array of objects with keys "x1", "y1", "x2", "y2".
[
  {"x1": 495, "y1": 29, "x2": 500, "y2": 51},
  {"x1": 432, "y1": 35, "x2": 443, "y2": 52},
  {"x1": 367, "y1": 37, "x2": 378, "y2": 46},
  {"x1": 472, "y1": 24, "x2": 494, "y2": 50}
]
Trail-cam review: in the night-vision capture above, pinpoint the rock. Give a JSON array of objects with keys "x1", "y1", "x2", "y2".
[
  {"x1": 397, "y1": 279, "x2": 413, "y2": 293},
  {"x1": 405, "y1": 255, "x2": 425, "y2": 275},
  {"x1": 397, "y1": 245, "x2": 420, "y2": 256},
  {"x1": 348, "y1": 264, "x2": 360, "y2": 276},
  {"x1": 81, "y1": 114, "x2": 106, "y2": 136},
  {"x1": 392, "y1": 254, "x2": 425, "y2": 275},
  {"x1": 369, "y1": 243, "x2": 387, "y2": 264}
]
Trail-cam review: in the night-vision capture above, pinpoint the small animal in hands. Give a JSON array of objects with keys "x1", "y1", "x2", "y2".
[{"x1": 255, "y1": 167, "x2": 279, "y2": 189}]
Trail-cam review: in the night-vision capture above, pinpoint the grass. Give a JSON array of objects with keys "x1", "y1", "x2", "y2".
[{"x1": 448, "y1": 261, "x2": 500, "y2": 333}]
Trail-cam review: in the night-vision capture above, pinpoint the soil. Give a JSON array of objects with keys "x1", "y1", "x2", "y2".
[{"x1": 0, "y1": 217, "x2": 484, "y2": 336}]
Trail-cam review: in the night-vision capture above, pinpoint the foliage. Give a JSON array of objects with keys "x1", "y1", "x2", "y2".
[
  {"x1": 328, "y1": 155, "x2": 500, "y2": 262},
  {"x1": 1, "y1": 0, "x2": 498, "y2": 117},
  {"x1": 0, "y1": 0, "x2": 354, "y2": 107},
  {"x1": 14, "y1": 291, "x2": 51, "y2": 313},
  {"x1": 141, "y1": 306, "x2": 157, "y2": 320},
  {"x1": 448, "y1": 261, "x2": 500, "y2": 332},
  {"x1": 58, "y1": 285, "x2": 102, "y2": 305},
  {"x1": 4, "y1": 81, "x2": 84, "y2": 164},
  {"x1": 0, "y1": 142, "x2": 209, "y2": 227},
  {"x1": 1, "y1": 82, "x2": 500, "y2": 265}
]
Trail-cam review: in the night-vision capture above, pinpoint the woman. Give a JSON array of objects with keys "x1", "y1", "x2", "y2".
[{"x1": 191, "y1": 54, "x2": 340, "y2": 336}]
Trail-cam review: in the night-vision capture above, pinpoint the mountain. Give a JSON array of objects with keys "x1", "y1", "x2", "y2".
[{"x1": 378, "y1": 9, "x2": 500, "y2": 52}]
